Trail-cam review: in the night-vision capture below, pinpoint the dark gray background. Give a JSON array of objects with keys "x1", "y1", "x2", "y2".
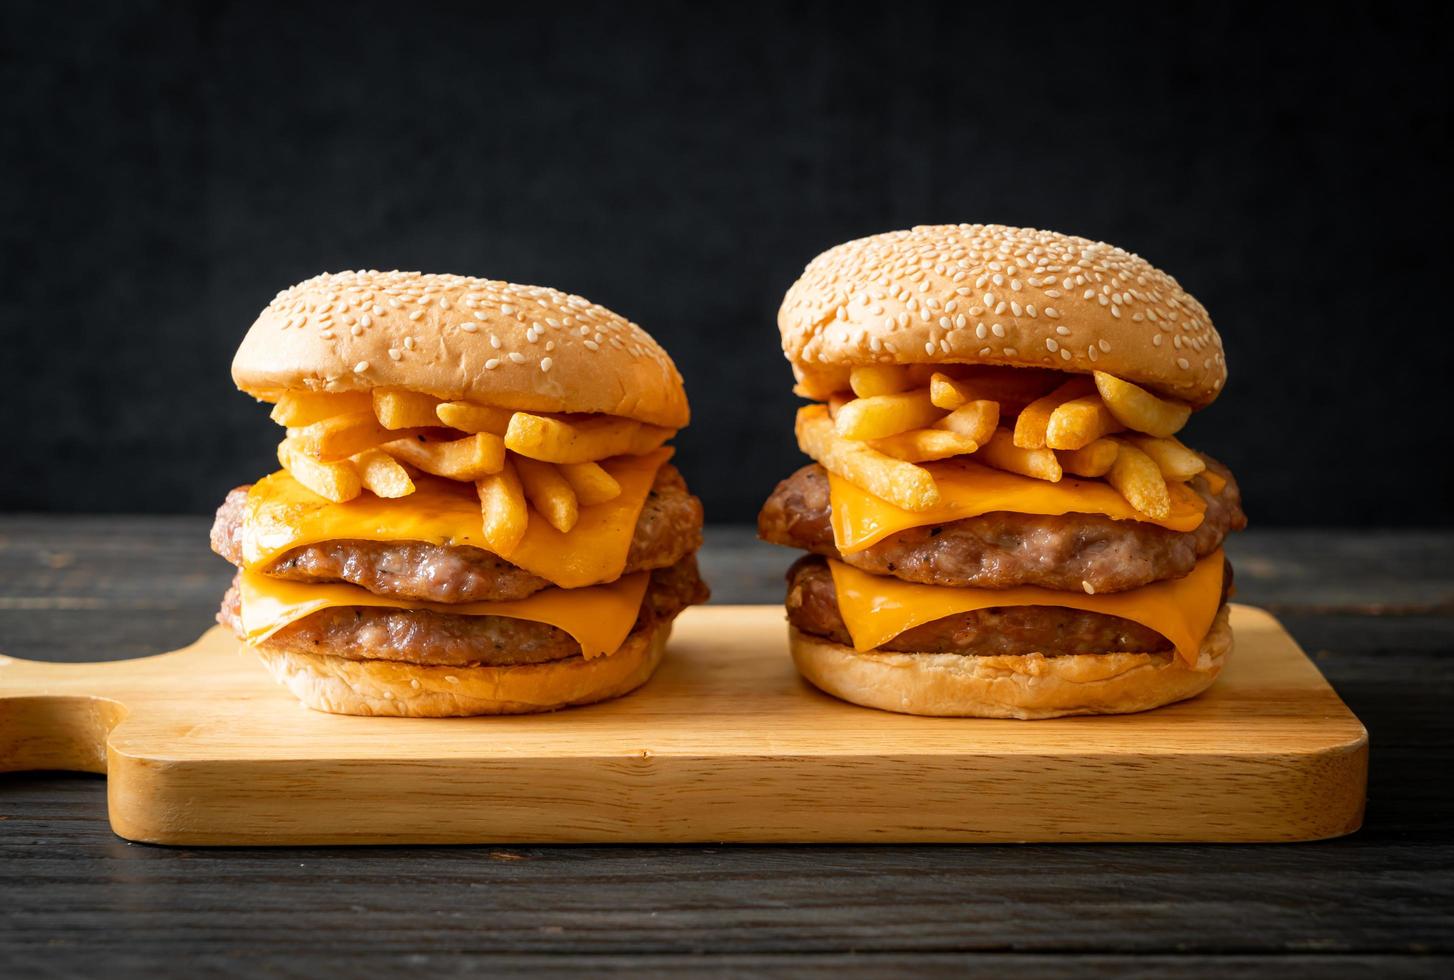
[{"x1": 1, "y1": 0, "x2": 1448, "y2": 524}]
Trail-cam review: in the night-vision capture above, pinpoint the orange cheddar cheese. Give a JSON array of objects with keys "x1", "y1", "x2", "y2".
[
  {"x1": 827, "y1": 549, "x2": 1225, "y2": 665},
  {"x1": 828, "y1": 458, "x2": 1205, "y2": 554},
  {"x1": 242, "y1": 448, "x2": 672, "y2": 589},
  {"x1": 238, "y1": 569, "x2": 649, "y2": 659}
]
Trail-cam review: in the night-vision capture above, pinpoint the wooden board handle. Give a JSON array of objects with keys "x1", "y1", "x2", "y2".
[{"x1": 0, "y1": 650, "x2": 185, "y2": 774}]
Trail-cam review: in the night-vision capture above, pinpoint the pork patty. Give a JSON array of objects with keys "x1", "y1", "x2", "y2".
[
  {"x1": 785, "y1": 555, "x2": 1231, "y2": 657},
  {"x1": 758, "y1": 458, "x2": 1244, "y2": 593},
  {"x1": 219, "y1": 555, "x2": 708, "y2": 667},
  {"x1": 211, "y1": 464, "x2": 703, "y2": 603}
]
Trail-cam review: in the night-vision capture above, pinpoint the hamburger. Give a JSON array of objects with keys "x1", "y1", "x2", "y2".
[
  {"x1": 210, "y1": 270, "x2": 708, "y2": 716},
  {"x1": 758, "y1": 225, "x2": 1246, "y2": 718}
]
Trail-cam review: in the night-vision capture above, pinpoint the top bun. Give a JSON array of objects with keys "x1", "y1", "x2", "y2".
[
  {"x1": 779, "y1": 224, "x2": 1225, "y2": 406},
  {"x1": 233, "y1": 271, "x2": 690, "y2": 428}
]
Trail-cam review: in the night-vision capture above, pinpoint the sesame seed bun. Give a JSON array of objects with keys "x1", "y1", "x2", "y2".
[
  {"x1": 233, "y1": 271, "x2": 690, "y2": 428},
  {"x1": 255, "y1": 617, "x2": 671, "y2": 717},
  {"x1": 779, "y1": 224, "x2": 1226, "y2": 407},
  {"x1": 788, "y1": 605, "x2": 1231, "y2": 719}
]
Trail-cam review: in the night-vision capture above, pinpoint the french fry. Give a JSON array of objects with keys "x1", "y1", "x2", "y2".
[
  {"x1": 849, "y1": 365, "x2": 913, "y2": 398},
  {"x1": 978, "y1": 428, "x2": 1063, "y2": 482},
  {"x1": 350, "y1": 448, "x2": 415, "y2": 498},
  {"x1": 1045, "y1": 395, "x2": 1124, "y2": 451},
  {"x1": 929, "y1": 372, "x2": 974, "y2": 410},
  {"x1": 290, "y1": 412, "x2": 422, "y2": 459},
  {"x1": 1107, "y1": 439, "x2": 1171, "y2": 519},
  {"x1": 933, "y1": 399, "x2": 999, "y2": 444},
  {"x1": 505, "y1": 413, "x2": 670, "y2": 463},
  {"x1": 1013, "y1": 377, "x2": 1096, "y2": 449},
  {"x1": 268, "y1": 390, "x2": 372, "y2": 427},
  {"x1": 1058, "y1": 438, "x2": 1120, "y2": 478},
  {"x1": 435, "y1": 401, "x2": 515, "y2": 435},
  {"x1": 827, "y1": 392, "x2": 852, "y2": 420},
  {"x1": 1093, "y1": 372, "x2": 1192, "y2": 438},
  {"x1": 792, "y1": 367, "x2": 850, "y2": 401},
  {"x1": 476, "y1": 457, "x2": 527, "y2": 555},
  {"x1": 870, "y1": 429, "x2": 983, "y2": 462},
  {"x1": 558, "y1": 461, "x2": 622, "y2": 505},
  {"x1": 514, "y1": 456, "x2": 579, "y2": 533},
  {"x1": 833, "y1": 389, "x2": 943, "y2": 441},
  {"x1": 796, "y1": 405, "x2": 940, "y2": 511},
  {"x1": 372, "y1": 389, "x2": 442, "y2": 430},
  {"x1": 1126, "y1": 435, "x2": 1206, "y2": 482},
  {"x1": 277, "y1": 438, "x2": 362, "y2": 503},
  {"x1": 381, "y1": 432, "x2": 505, "y2": 480},
  {"x1": 931, "y1": 367, "x2": 1059, "y2": 413}
]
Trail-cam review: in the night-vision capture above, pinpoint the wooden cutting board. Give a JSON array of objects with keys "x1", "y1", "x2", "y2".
[{"x1": 0, "y1": 603, "x2": 1366, "y2": 845}]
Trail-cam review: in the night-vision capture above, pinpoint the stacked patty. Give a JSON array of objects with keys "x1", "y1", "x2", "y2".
[
  {"x1": 212, "y1": 464, "x2": 708, "y2": 669},
  {"x1": 761, "y1": 459, "x2": 1244, "y2": 659}
]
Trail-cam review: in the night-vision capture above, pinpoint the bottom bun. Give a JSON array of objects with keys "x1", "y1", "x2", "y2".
[
  {"x1": 256, "y1": 620, "x2": 671, "y2": 717},
  {"x1": 790, "y1": 604, "x2": 1232, "y2": 719}
]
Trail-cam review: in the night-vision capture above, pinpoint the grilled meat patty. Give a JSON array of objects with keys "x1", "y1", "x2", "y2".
[
  {"x1": 211, "y1": 464, "x2": 703, "y2": 603},
  {"x1": 759, "y1": 458, "x2": 1243, "y2": 593},
  {"x1": 785, "y1": 555, "x2": 1231, "y2": 657},
  {"x1": 219, "y1": 555, "x2": 708, "y2": 667}
]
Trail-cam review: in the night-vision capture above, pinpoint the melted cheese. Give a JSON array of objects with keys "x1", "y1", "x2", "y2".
[
  {"x1": 829, "y1": 459, "x2": 1205, "y2": 554},
  {"x1": 242, "y1": 447, "x2": 672, "y2": 589},
  {"x1": 828, "y1": 549, "x2": 1225, "y2": 665},
  {"x1": 238, "y1": 570, "x2": 649, "y2": 659}
]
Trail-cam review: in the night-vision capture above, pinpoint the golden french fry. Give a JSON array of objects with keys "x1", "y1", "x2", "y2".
[
  {"x1": 1093, "y1": 372, "x2": 1192, "y2": 438},
  {"x1": 514, "y1": 456, "x2": 579, "y2": 533},
  {"x1": 1045, "y1": 395, "x2": 1124, "y2": 451},
  {"x1": 833, "y1": 389, "x2": 943, "y2": 441},
  {"x1": 1013, "y1": 377, "x2": 1096, "y2": 449},
  {"x1": 558, "y1": 461, "x2": 621, "y2": 505},
  {"x1": 979, "y1": 428, "x2": 1063, "y2": 482},
  {"x1": 372, "y1": 389, "x2": 442, "y2": 430},
  {"x1": 290, "y1": 411, "x2": 423, "y2": 459},
  {"x1": 850, "y1": 365, "x2": 913, "y2": 398},
  {"x1": 929, "y1": 373, "x2": 972, "y2": 410},
  {"x1": 796, "y1": 405, "x2": 940, "y2": 511},
  {"x1": 931, "y1": 367, "x2": 1059, "y2": 413},
  {"x1": 435, "y1": 401, "x2": 515, "y2": 435},
  {"x1": 476, "y1": 457, "x2": 527, "y2": 555},
  {"x1": 933, "y1": 400, "x2": 999, "y2": 444},
  {"x1": 277, "y1": 438, "x2": 362, "y2": 503},
  {"x1": 792, "y1": 366, "x2": 850, "y2": 401},
  {"x1": 381, "y1": 432, "x2": 505, "y2": 480},
  {"x1": 1058, "y1": 438, "x2": 1120, "y2": 478},
  {"x1": 1127, "y1": 435, "x2": 1206, "y2": 482},
  {"x1": 505, "y1": 412, "x2": 668, "y2": 463},
  {"x1": 350, "y1": 448, "x2": 415, "y2": 498},
  {"x1": 870, "y1": 428, "x2": 982, "y2": 462},
  {"x1": 268, "y1": 390, "x2": 372, "y2": 427},
  {"x1": 1107, "y1": 439, "x2": 1171, "y2": 519}
]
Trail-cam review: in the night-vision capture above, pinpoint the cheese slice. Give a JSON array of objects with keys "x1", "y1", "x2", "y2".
[
  {"x1": 827, "y1": 549, "x2": 1225, "y2": 665},
  {"x1": 242, "y1": 447, "x2": 672, "y2": 589},
  {"x1": 238, "y1": 569, "x2": 649, "y2": 659},
  {"x1": 829, "y1": 459, "x2": 1205, "y2": 555}
]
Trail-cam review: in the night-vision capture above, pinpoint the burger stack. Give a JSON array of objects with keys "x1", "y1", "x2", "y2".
[
  {"x1": 211, "y1": 271, "x2": 707, "y2": 716},
  {"x1": 759, "y1": 225, "x2": 1246, "y2": 718}
]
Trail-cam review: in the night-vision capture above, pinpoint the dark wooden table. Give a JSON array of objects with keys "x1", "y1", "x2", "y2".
[{"x1": 2, "y1": 518, "x2": 1451, "y2": 978}]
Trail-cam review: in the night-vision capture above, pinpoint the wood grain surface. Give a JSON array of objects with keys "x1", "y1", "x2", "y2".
[
  {"x1": 1, "y1": 520, "x2": 1450, "y2": 977},
  {"x1": 1, "y1": 604, "x2": 1366, "y2": 845}
]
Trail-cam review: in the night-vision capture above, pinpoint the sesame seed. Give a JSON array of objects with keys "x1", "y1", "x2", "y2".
[
  {"x1": 540, "y1": 356, "x2": 554, "y2": 372},
  {"x1": 408, "y1": 309, "x2": 423, "y2": 321},
  {"x1": 461, "y1": 322, "x2": 478, "y2": 333},
  {"x1": 1046, "y1": 338, "x2": 1059, "y2": 353},
  {"x1": 1177, "y1": 357, "x2": 1191, "y2": 370},
  {"x1": 584, "y1": 340, "x2": 600, "y2": 351},
  {"x1": 484, "y1": 358, "x2": 500, "y2": 369},
  {"x1": 508, "y1": 352, "x2": 526, "y2": 364},
  {"x1": 387, "y1": 349, "x2": 402, "y2": 361},
  {"x1": 352, "y1": 361, "x2": 369, "y2": 373}
]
